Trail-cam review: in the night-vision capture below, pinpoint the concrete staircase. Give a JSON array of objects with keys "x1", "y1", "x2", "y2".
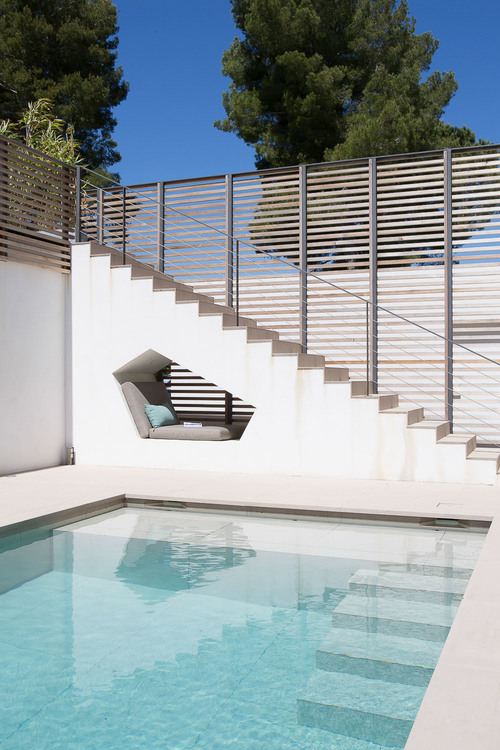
[
  {"x1": 297, "y1": 565, "x2": 466, "y2": 747},
  {"x1": 70, "y1": 241, "x2": 500, "y2": 484}
]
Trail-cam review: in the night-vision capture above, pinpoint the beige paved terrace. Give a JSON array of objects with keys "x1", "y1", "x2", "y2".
[{"x1": 1, "y1": 464, "x2": 500, "y2": 749}]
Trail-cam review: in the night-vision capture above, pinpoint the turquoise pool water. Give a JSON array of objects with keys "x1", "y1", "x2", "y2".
[{"x1": 0, "y1": 509, "x2": 485, "y2": 749}]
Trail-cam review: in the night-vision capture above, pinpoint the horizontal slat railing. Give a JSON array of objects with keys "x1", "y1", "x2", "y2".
[
  {"x1": 167, "y1": 363, "x2": 254, "y2": 425},
  {"x1": 79, "y1": 144, "x2": 500, "y2": 443},
  {"x1": 0, "y1": 135, "x2": 75, "y2": 273}
]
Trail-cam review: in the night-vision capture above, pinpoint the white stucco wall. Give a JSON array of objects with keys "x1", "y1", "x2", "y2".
[
  {"x1": 0, "y1": 260, "x2": 70, "y2": 475},
  {"x1": 70, "y1": 244, "x2": 499, "y2": 485}
]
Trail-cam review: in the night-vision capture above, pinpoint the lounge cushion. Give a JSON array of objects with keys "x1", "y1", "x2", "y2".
[
  {"x1": 149, "y1": 422, "x2": 246, "y2": 441},
  {"x1": 145, "y1": 402, "x2": 178, "y2": 427},
  {"x1": 122, "y1": 381, "x2": 177, "y2": 438},
  {"x1": 122, "y1": 381, "x2": 246, "y2": 441}
]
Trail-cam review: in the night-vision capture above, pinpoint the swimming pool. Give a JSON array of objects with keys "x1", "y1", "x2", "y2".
[{"x1": 0, "y1": 508, "x2": 485, "y2": 748}]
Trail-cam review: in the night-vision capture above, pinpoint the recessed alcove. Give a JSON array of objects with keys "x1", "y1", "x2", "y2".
[{"x1": 113, "y1": 349, "x2": 255, "y2": 426}]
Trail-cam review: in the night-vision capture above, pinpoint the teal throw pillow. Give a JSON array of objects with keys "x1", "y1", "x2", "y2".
[{"x1": 145, "y1": 402, "x2": 179, "y2": 428}]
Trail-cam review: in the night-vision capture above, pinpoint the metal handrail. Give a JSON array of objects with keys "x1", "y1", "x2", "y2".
[
  {"x1": 77, "y1": 161, "x2": 500, "y2": 442},
  {"x1": 81, "y1": 192, "x2": 500, "y2": 444},
  {"x1": 79, "y1": 171, "x2": 500, "y2": 370},
  {"x1": 80, "y1": 140, "x2": 500, "y2": 188},
  {"x1": 2, "y1": 131, "x2": 498, "y2": 439}
]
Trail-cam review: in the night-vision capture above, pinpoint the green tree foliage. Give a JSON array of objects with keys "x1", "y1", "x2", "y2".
[
  {"x1": 0, "y1": 98, "x2": 83, "y2": 164},
  {"x1": 0, "y1": 0, "x2": 128, "y2": 171},
  {"x1": 216, "y1": 0, "x2": 479, "y2": 168}
]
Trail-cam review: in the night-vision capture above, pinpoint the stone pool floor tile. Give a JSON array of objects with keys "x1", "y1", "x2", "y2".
[{"x1": 194, "y1": 697, "x2": 399, "y2": 750}]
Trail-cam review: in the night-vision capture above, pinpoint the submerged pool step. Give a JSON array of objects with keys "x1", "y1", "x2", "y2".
[
  {"x1": 316, "y1": 627, "x2": 440, "y2": 686},
  {"x1": 331, "y1": 594, "x2": 458, "y2": 642},
  {"x1": 297, "y1": 670, "x2": 425, "y2": 748},
  {"x1": 349, "y1": 569, "x2": 467, "y2": 605}
]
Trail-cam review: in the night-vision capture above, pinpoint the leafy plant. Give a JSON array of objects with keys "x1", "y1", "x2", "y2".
[{"x1": 0, "y1": 98, "x2": 83, "y2": 164}]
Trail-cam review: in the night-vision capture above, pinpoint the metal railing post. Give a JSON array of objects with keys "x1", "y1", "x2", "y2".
[
  {"x1": 157, "y1": 181, "x2": 165, "y2": 272},
  {"x1": 365, "y1": 301, "x2": 370, "y2": 395},
  {"x1": 225, "y1": 174, "x2": 234, "y2": 307},
  {"x1": 96, "y1": 187, "x2": 103, "y2": 244},
  {"x1": 444, "y1": 148, "x2": 454, "y2": 429},
  {"x1": 368, "y1": 157, "x2": 378, "y2": 394},
  {"x1": 224, "y1": 174, "x2": 234, "y2": 425},
  {"x1": 299, "y1": 165, "x2": 308, "y2": 352},
  {"x1": 224, "y1": 392, "x2": 233, "y2": 425},
  {"x1": 121, "y1": 187, "x2": 126, "y2": 265},
  {"x1": 235, "y1": 239, "x2": 240, "y2": 325},
  {"x1": 75, "y1": 165, "x2": 82, "y2": 242}
]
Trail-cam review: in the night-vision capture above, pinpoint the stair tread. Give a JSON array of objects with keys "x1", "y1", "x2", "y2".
[
  {"x1": 382, "y1": 407, "x2": 423, "y2": 416},
  {"x1": 437, "y1": 433, "x2": 475, "y2": 444},
  {"x1": 300, "y1": 670, "x2": 425, "y2": 720},
  {"x1": 351, "y1": 392, "x2": 398, "y2": 399},
  {"x1": 467, "y1": 447, "x2": 500, "y2": 461},
  {"x1": 381, "y1": 407, "x2": 425, "y2": 426},
  {"x1": 349, "y1": 569, "x2": 467, "y2": 596},
  {"x1": 334, "y1": 594, "x2": 458, "y2": 627},
  {"x1": 317, "y1": 627, "x2": 442, "y2": 670},
  {"x1": 409, "y1": 420, "x2": 450, "y2": 429}
]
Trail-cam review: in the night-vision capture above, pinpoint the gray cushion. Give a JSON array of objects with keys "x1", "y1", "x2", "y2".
[
  {"x1": 149, "y1": 422, "x2": 246, "y2": 441},
  {"x1": 122, "y1": 381, "x2": 246, "y2": 441},
  {"x1": 122, "y1": 381, "x2": 176, "y2": 438}
]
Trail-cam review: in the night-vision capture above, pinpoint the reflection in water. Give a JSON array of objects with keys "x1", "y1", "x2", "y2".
[
  {"x1": 0, "y1": 528, "x2": 53, "y2": 595},
  {"x1": 0, "y1": 511, "x2": 486, "y2": 750},
  {"x1": 116, "y1": 535, "x2": 256, "y2": 595}
]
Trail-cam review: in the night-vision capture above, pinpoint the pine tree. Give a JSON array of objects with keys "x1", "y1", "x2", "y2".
[
  {"x1": 216, "y1": 0, "x2": 479, "y2": 168},
  {"x1": 0, "y1": 0, "x2": 129, "y2": 170}
]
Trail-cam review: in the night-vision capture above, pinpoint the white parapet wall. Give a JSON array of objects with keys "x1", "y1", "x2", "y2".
[{"x1": 0, "y1": 260, "x2": 70, "y2": 475}]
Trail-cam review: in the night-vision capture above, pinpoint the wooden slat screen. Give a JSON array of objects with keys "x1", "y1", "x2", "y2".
[
  {"x1": 163, "y1": 176, "x2": 227, "y2": 300},
  {"x1": 0, "y1": 135, "x2": 74, "y2": 273},
  {"x1": 81, "y1": 145, "x2": 500, "y2": 442},
  {"x1": 374, "y1": 152, "x2": 447, "y2": 423},
  {"x1": 307, "y1": 161, "x2": 370, "y2": 271},
  {"x1": 233, "y1": 169, "x2": 301, "y2": 342},
  {"x1": 377, "y1": 152, "x2": 445, "y2": 267},
  {"x1": 166, "y1": 363, "x2": 254, "y2": 424},
  {"x1": 453, "y1": 149, "x2": 500, "y2": 439}
]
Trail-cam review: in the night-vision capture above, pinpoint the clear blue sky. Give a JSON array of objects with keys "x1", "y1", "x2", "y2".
[{"x1": 112, "y1": 0, "x2": 500, "y2": 185}]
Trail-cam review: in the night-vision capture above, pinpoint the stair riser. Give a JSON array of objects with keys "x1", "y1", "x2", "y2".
[
  {"x1": 378, "y1": 394, "x2": 399, "y2": 410},
  {"x1": 330, "y1": 613, "x2": 450, "y2": 642},
  {"x1": 130, "y1": 268, "x2": 156, "y2": 279},
  {"x1": 351, "y1": 380, "x2": 375, "y2": 396},
  {"x1": 297, "y1": 354, "x2": 325, "y2": 368},
  {"x1": 220, "y1": 319, "x2": 258, "y2": 329},
  {"x1": 352, "y1": 394, "x2": 399, "y2": 410},
  {"x1": 359, "y1": 563, "x2": 473, "y2": 580},
  {"x1": 410, "y1": 422, "x2": 451, "y2": 440},
  {"x1": 297, "y1": 700, "x2": 413, "y2": 748},
  {"x1": 315, "y1": 651, "x2": 433, "y2": 687},
  {"x1": 245, "y1": 328, "x2": 280, "y2": 342},
  {"x1": 176, "y1": 293, "x2": 213, "y2": 305},
  {"x1": 198, "y1": 302, "x2": 235, "y2": 316},
  {"x1": 324, "y1": 368, "x2": 350, "y2": 383},
  {"x1": 349, "y1": 582, "x2": 463, "y2": 606},
  {"x1": 271, "y1": 340, "x2": 303, "y2": 354},
  {"x1": 407, "y1": 408, "x2": 424, "y2": 425}
]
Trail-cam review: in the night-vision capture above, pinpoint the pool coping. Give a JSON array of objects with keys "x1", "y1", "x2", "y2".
[
  {"x1": 1, "y1": 464, "x2": 500, "y2": 749},
  {"x1": 1, "y1": 492, "x2": 492, "y2": 538}
]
